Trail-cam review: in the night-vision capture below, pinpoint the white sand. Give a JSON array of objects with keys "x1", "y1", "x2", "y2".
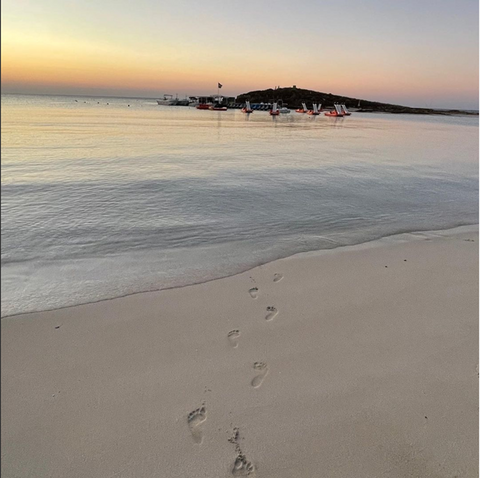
[{"x1": 1, "y1": 226, "x2": 478, "y2": 477}]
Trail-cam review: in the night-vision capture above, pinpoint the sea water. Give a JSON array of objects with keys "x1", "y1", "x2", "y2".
[{"x1": 1, "y1": 94, "x2": 478, "y2": 316}]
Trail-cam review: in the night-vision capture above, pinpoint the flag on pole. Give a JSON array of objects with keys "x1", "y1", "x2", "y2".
[{"x1": 218, "y1": 83, "x2": 223, "y2": 89}]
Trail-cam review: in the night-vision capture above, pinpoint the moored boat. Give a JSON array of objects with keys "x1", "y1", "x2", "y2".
[
  {"x1": 157, "y1": 94, "x2": 174, "y2": 105},
  {"x1": 307, "y1": 103, "x2": 321, "y2": 115},
  {"x1": 195, "y1": 95, "x2": 215, "y2": 110},
  {"x1": 242, "y1": 101, "x2": 253, "y2": 113},
  {"x1": 158, "y1": 94, "x2": 190, "y2": 106},
  {"x1": 324, "y1": 104, "x2": 345, "y2": 117},
  {"x1": 209, "y1": 104, "x2": 228, "y2": 111},
  {"x1": 296, "y1": 102, "x2": 308, "y2": 113},
  {"x1": 269, "y1": 102, "x2": 280, "y2": 115}
]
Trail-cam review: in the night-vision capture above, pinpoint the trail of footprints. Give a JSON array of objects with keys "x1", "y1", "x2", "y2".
[{"x1": 187, "y1": 272, "x2": 282, "y2": 474}]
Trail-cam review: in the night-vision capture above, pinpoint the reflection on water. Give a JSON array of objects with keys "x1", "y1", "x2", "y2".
[{"x1": 1, "y1": 94, "x2": 478, "y2": 316}]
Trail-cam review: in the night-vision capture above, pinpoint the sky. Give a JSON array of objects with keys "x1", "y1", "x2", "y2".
[{"x1": 1, "y1": 0, "x2": 479, "y2": 109}]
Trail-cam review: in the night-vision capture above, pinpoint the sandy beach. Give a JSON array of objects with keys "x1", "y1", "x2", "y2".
[{"x1": 1, "y1": 226, "x2": 478, "y2": 477}]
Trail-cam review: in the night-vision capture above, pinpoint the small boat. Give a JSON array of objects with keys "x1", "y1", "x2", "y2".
[
  {"x1": 157, "y1": 94, "x2": 190, "y2": 106},
  {"x1": 324, "y1": 104, "x2": 344, "y2": 117},
  {"x1": 242, "y1": 101, "x2": 253, "y2": 113},
  {"x1": 340, "y1": 104, "x2": 352, "y2": 116},
  {"x1": 209, "y1": 104, "x2": 227, "y2": 111},
  {"x1": 296, "y1": 102, "x2": 308, "y2": 113},
  {"x1": 307, "y1": 103, "x2": 321, "y2": 116},
  {"x1": 269, "y1": 102, "x2": 280, "y2": 116},
  {"x1": 194, "y1": 96, "x2": 215, "y2": 108},
  {"x1": 279, "y1": 107, "x2": 291, "y2": 114},
  {"x1": 157, "y1": 94, "x2": 174, "y2": 105},
  {"x1": 307, "y1": 103, "x2": 322, "y2": 116}
]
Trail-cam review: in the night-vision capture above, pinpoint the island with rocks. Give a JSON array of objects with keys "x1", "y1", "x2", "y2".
[{"x1": 235, "y1": 86, "x2": 478, "y2": 116}]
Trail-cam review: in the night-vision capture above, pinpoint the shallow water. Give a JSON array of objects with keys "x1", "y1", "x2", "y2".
[{"x1": 1, "y1": 94, "x2": 478, "y2": 316}]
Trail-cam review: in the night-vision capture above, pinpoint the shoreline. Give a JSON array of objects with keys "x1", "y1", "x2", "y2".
[
  {"x1": 2, "y1": 223, "x2": 477, "y2": 477},
  {"x1": 2, "y1": 223, "x2": 478, "y2": 320}
]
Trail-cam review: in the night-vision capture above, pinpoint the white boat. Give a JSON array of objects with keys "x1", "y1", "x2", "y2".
[
  {"x1": 279, "y1": 107, "x2": 291, "y2": 114},
  {"x1": 157, "y1": 94, "x2": 190, "y2": 106},
  {"x1": 157, "y1": 95, "x2": 174, "y2": 105}
]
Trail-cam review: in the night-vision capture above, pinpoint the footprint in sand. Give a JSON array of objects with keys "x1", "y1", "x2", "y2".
[
  {"x1": 228, "y1": 428, "x2": 255, "y2": 476},
  {"x1": 265, "y1": 306, "x2": 278, "y2": 321},
  {"x1": 248, "y1": 287, "x2": 259, "y2": 299},
  {"x1": 228, "y1": 330, "x2": 241, "y2": 348},
  {"x1": 232, "y1": 454, "x2": 255, "y2": 476},
  {"x1": 187, "y1": 405, "x2": 207, "y2": 444},
  {"x1": 251, "y1": 362, "x2": 269, "y2": 388},
  {"x1": 273, "y1": 273, "x2": 283, "y2": 283}
]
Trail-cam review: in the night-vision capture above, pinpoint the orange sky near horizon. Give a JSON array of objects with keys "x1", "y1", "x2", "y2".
[{"x1": 2, "y1": 0, "x2": 478, "y2": 108}]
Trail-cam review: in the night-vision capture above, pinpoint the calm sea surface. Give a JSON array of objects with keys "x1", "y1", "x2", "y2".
[{"x1": 1, "y1": 94, "x2": 478, "y2": 316}]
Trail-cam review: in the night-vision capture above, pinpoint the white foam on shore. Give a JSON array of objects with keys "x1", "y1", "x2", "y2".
[{"x1": 2, "y1": 224, "x2": 477, "y2": 318}]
